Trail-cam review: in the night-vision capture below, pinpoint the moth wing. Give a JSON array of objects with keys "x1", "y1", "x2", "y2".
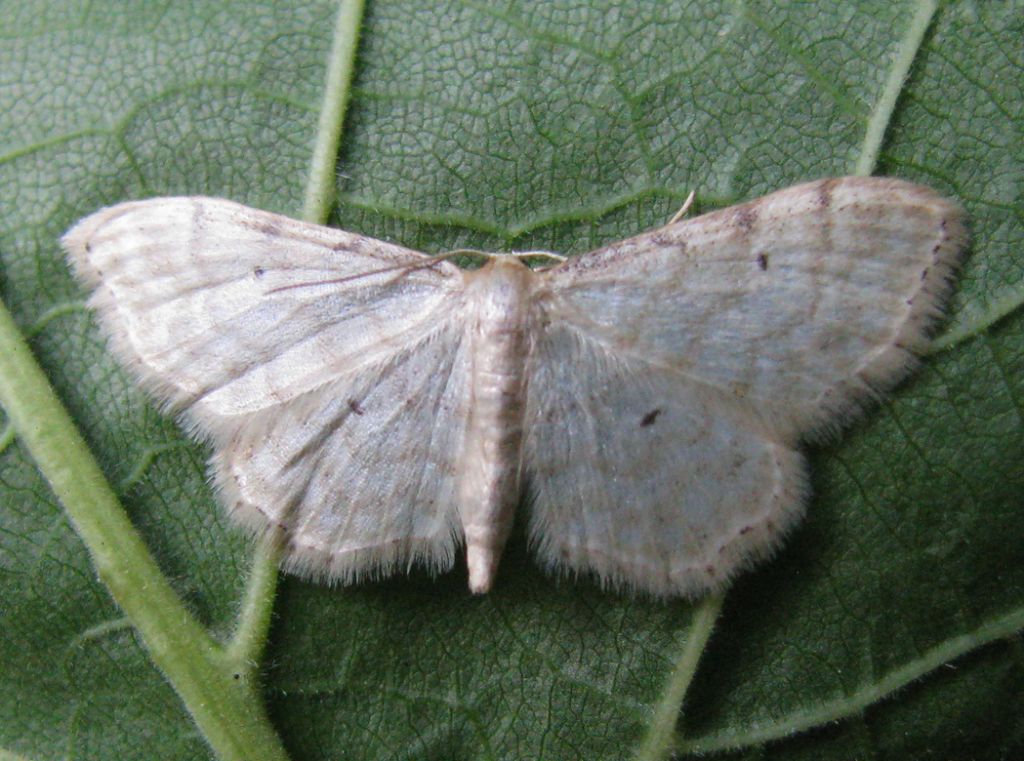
[
  {"x1": 524, "y1": 329, "x2": 808, "y2": 597},
  {"x1": 525, "y1": 177, "x2": 965, "y2": 596},
  {"x1": 537, "y1": 177, "x2": 965, "y2": 439},
  {"x1": 63, "y1": 196, "x2": 463, "y2": 425},
  {"x1": 216, "y1": 315, "x2": 472, "y2": 583},
  {"x1": 64, "y1": 197, "x2": 472, "y2": 580}
]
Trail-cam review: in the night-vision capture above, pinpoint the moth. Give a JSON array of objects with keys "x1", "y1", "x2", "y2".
[{"x1": 62, "y1": 177, "x2": 965, "y2": 598}]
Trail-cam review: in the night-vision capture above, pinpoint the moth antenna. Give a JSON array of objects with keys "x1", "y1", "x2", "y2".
[
  {"x1": 265, "y1": 250, "x2": 462, "y2": 294},
  {"x1": 513, "y1": 251, "x2": 567, "y2": 267},
  {"x1": 664, "y1": 189, "x2": 697, "y2": 226}
]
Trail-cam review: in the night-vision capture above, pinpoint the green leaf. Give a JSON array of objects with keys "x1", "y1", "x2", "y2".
[{"x1": 1, "y1": 1, "x2": 1021, "y2": 760}]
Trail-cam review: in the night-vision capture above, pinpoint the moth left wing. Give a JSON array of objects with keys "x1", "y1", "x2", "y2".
[
  {"x1": 523, "y1": 323, "x2": 809, "y2": 597},
  {"x1": 63, "y1": 196, "x2": 463, "y2": 426},
  {"x1": 522, "y1": 177, "x2": 964, "y2": 596},
  {"x1": 533, "y1": 178, "x2": 965, "y2": 441}
]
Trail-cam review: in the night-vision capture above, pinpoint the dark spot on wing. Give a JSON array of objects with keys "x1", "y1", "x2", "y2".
[
  {"x1": 253, "y1": 266, "x2": 266, "y2": 278},
  {"x1": 816, "y1": 178, "x2": 838, "y2": 209},
  {"x1": 191, "y1": 198, "x2": 205, "y2": 229},
  {"x1": 333, "y1": 234, "x2": 370, "y2": 256},
  {"x1": 734, "y1": 205, "x2": 758, "y2": 234},
  {"x1": 756, "y1": 253, "x2": 769, "y2": 270},
  {"x1": 256, "y1": 218, "x2": 281, "y2": 240},
  {"x1": 348, "y1": 399, "x2": 365, "y2": 415},
  {"x1": 640, "y1": 408, "x2": 662, "y2": 427},
  {"x1": 189, "y1": 199, "x2": 206, "y2": 253}
]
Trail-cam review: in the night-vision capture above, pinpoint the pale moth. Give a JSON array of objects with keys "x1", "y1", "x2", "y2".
[{"x1": 62, "y1": 177, "x2": 965, "y2": 598}]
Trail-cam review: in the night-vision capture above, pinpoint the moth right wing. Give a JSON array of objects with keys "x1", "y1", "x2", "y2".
[
  {"x1": 64, "y1": 197, "x2": 473, "y2": 582},
  {"x1": 214, "y1": 317, "x2": 473, "y2": 583},
  {"x1": 63, "y1": 196, "x2": 464, "y2": 426}
]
